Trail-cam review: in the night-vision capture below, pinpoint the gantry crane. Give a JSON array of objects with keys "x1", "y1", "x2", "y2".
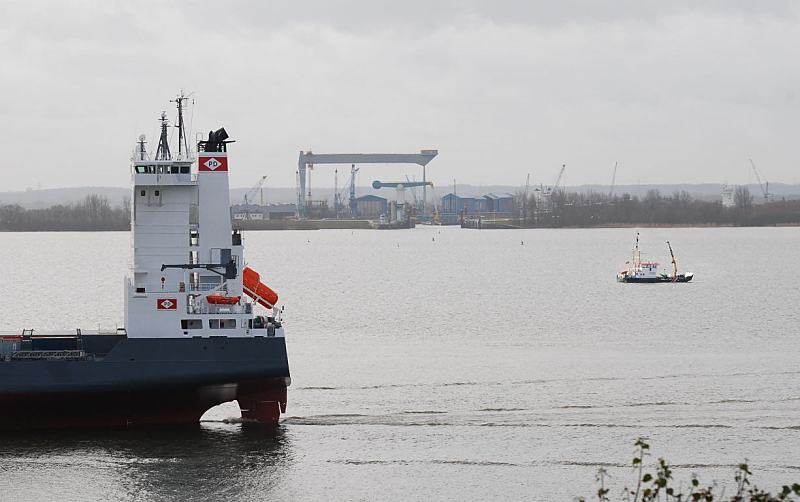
[
  {"x1": 296, "y1": 150, "x2": 438, "y2": 218},
  {"x1": 372, "y1": 180, "x2": 434, "y2": 206}
]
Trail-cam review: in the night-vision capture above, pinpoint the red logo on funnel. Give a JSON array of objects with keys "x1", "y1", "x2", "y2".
[{"x1": 199, "y1": 156, "x2": 228, "y2": 172}]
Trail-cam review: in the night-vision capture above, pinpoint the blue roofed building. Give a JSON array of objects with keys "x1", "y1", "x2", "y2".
[{"x1": 441, "y1": 192, "x2": 515, "y2": 224}]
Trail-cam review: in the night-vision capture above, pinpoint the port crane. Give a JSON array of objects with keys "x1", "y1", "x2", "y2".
[
  {"x1": 296, "y1": 150, "x2": 438, "y2": 218},
  {"x1": 609, "y1": 162, "x2": 618, "y2": 197},
  {"x1": 242, "y1": 175, "x2": 268, "y2": 205},
  {"x1": 372, "y1": 180, "x2": 434, "y2": 206},
  {"x1": 552, "y1": 164, "x2": 566, "y2": 193},
  {"x1": 522, "y1": 173, "x2": 531, "y2": 222},
  {"x1": 749, "y1": 158, "x2": 772, "y2": 202},
  {"x1": 349, "y1": 166, "x2": 360, "y2": 217}
]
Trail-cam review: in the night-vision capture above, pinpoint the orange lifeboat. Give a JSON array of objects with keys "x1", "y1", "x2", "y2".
[
  {"x1": 242, "y1": 266, "x2": 279, "y2": 309},
  {"x1": 206, "y1": 295, "x2": 241, "y2": 305}
]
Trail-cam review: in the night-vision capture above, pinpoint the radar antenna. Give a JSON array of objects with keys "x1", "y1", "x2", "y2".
[
  {"x1": 137, "y1": 134, "x2": 148, "y2": 161},
  {"x1": 155, "y1": 111, "x2": 171, "y2": 161},
  {"x1": 171, "y1": 90, "x2": 191, "y2": 159}
]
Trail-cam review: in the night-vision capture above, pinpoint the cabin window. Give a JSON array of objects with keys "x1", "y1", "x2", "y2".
[
  {"x1": 154, "y1": 190, "x2": 160, "y2": 197},
  {"x1": 140, "y1": 190, "x2": 146, "y2": 197},
  {"x1": 180, "y1": 166, "x2": 190, "y2": 174},
  {"x1": 171, "y1": 166, "x2": 179, "y2": 174},
  {"x1": 209, "y1": 319, "x2": 237, "y2": 329},
  {"x1": 181, "y1": 319, "x2": 202, "y2": 329},
  {"x1": 135, "y1": 166, "x2": 146, "y2": 174}
]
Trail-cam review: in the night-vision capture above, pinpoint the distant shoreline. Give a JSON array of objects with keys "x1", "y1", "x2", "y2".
[{"x1": 2, "y1": 222, "x2": 799, "y2": 232}]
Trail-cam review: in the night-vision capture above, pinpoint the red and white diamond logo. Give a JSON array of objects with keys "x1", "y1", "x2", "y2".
[
  {"x1": 198, "y1": 155, "x2": 228, "y2": 172},
  {"x1": 204, "y1": 158, "x2": 221, "y2": 170},
  {"x1": 157, "y1": 298, "x2": 177, "y2": 310}
]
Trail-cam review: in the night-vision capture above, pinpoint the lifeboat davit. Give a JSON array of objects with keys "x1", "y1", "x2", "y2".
[
  {"x1": 206, "y1": 295, "x2": 241, "y2": 305},
  {"x1": 242, "y1": 267, "x2": 279, "y2": 309}
]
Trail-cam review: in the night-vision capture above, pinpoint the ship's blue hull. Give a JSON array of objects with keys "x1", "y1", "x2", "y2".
[{"x1": 0, "y1": 337, "x2": 290, "y2": 430}]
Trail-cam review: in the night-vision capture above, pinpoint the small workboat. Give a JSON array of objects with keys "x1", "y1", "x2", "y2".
[{"x1": 617, "y1": 233, "x2": 694, "y2": 283}]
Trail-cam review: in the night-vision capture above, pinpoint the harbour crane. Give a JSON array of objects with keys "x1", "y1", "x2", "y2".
[
  {"x1": 372, "y1": 180, "x2": 433, "y2": 206},
  {"x1": 240, "y1": 175, "x2": 268, "y2": 220},
  {"x1": 552, "y1": 164, "x2": 566, "y2": 192},
  {"x1": 609, "y1": 162, "x2": 618, "y2": 197},
  {"x1": 749, "y1": 158, "x2": 772, "y2": 202},
  {"x1": 243, "y1": 175, "x2": 268, "y2": 205},
  {"x1": 405, "y1": 175, "x2": 420, "y2": 208},
  {"x1": 522, "y1": 173, "x2": 531, "y2": 222},
  {"x1": 349, "y1": 165, "x2": 360, "y2": 217}
]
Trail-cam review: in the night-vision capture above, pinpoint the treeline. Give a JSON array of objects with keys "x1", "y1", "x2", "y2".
[
  {"x1": 514, "y1": 186, "x2": 800, "y2": 227},
  {"x1": 0, "y1": 195, "x2": 130, "y2": 231}
]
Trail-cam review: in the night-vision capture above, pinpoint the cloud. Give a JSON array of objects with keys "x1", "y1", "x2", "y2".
[{"x1": 1, "y1": 1, "x2": 799, "y2": 190}]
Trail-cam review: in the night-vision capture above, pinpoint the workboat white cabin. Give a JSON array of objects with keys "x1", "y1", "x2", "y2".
[
  {"x1": 617, "y1": 233, "x2": 694, "y2": 284},
  {"x1": 0, "y1": 94, "x2": 291, "y2": 429}
]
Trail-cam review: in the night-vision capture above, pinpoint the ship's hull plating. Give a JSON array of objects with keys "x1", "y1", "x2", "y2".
[{"x1": 0, "y1": 337, "x2": 290, "y2": 430}]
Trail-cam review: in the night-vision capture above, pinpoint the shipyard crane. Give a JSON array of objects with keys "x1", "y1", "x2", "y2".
[
  {"x1": 372, "y1": 180, "x2": 433, "y2": 206},
  {"x1": 405, "y1": 175, "x2": 420, "y2": 208},
  {"x1": 552, "y1": 164, "x2": 566, "y2": 192},
  {"x1": 522, "y1": 173, "x2": 531, "y2": 223},
  {"x1": 349, "y1": 165, "x2": 360, "y2": 217},
  {"x1": 609, "y1": 162, "x2": 618, "y2": 197},
  {"x1": 749, "y1": 158, "x2": 772, "y2": 202},
  {"x1": 296, "y1": 150, "x2": 438, "y2": 218},
  {"x1": 242, "y1": 175, "x2": 268, "y2": 206}
]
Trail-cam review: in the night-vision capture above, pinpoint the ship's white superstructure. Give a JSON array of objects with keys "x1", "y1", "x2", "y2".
[{"x1": 124, "y1": 96, "x2": 281, "y2": 339}]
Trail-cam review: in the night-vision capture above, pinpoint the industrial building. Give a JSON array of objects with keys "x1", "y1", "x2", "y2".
[
  {"x1": 353, "y1": 195, "x2": 388, "y2": 218},
  {"x1": 441, "y1": 193, "x2": 515, "y2": 221},
  {"x1": 231, "y1": 203, "x2": 296, "y2": 221}
]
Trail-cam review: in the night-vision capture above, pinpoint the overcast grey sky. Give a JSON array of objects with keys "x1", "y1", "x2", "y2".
[{"x1": 1, "y1": 0, "x2": 799, "y2": 190}]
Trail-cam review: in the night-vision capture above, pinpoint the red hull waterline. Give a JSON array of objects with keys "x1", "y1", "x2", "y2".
[{"x1": 0, "y1": 384, "x2": 287, "y2": 431}]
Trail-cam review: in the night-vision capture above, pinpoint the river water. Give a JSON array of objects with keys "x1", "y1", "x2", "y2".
[{"x1": 1, "y1": 227, "x2": 798, "y2": 500}]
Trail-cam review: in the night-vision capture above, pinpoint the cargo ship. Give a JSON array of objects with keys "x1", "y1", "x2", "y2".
[
  {"x1": 617, "y1": 233, "x2": 694, "y2": 283},
  {"x1": 0, "y1": 95, "x2": 290, "y2": 429}
]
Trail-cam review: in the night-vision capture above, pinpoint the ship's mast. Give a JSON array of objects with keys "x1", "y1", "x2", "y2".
[
  {"x1": 137, "y1": 134, "x2": 148, "y2": 161},
  {"x1": 155, "y1": 111, "x2": 171, "y2": 161},
  {"x1": 171, "y1": 90, "x2": 190, "y2": 159}
]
